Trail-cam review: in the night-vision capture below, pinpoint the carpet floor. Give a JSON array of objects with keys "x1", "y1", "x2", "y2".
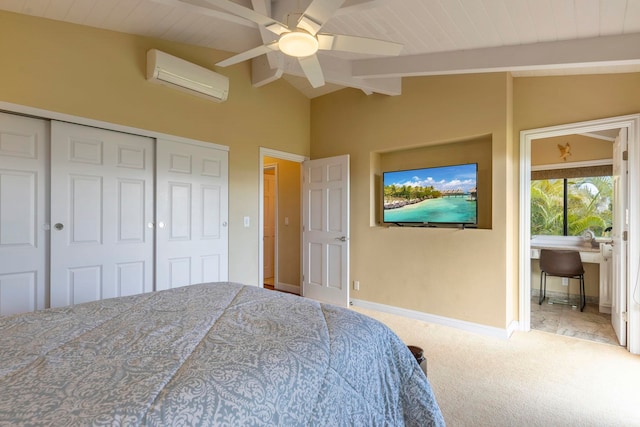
[{"x1": 354, "y1": 307, "x2": 640, "y2": 427}]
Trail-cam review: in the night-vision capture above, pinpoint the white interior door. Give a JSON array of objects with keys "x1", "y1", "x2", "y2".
[
  {"x1": 50, "y1": 121, "x2": 155, "y2": 307},
  {"x1": 263, "y1": 171, "x2": 276, "y2": 280},
  {"x1": 611, "y1": 128, "x2": 628, "y2": 346},
  {"x1": 155, "y1": 139, "x2": 228, "y2": 290},
  {"x1": 0, "y1": 112, "x2": 48, "y2": 315},
  {"x1": 302, "y1": 155, "x2": 350, "y2": 306}
]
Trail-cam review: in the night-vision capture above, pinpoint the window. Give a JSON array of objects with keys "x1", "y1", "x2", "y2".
[{"x1": 531, "y1": 175, "x2": 612, "y2": 237}]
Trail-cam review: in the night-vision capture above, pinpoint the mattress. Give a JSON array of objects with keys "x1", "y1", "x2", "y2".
[{"x1": 0, "y1": 282, "x2": 444, "y2": 426}]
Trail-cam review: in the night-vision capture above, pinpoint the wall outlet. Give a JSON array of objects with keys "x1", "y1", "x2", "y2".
[
  {"x1": 353, "y1": 280, "x2": 360, "y2": 291},
  {"x1": 562, "y1": 277, "x2": 569, "y2": 286}
]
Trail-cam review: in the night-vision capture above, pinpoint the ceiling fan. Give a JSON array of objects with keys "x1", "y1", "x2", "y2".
[{"x1": 186, "y1": 0, "x2": 403, "y2": 88}]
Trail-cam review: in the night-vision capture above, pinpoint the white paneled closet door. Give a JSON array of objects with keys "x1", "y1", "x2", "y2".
[
  {"x1": 0, "y1": 112, "x2": 49, "y2": 316},
  {"x1": 155, "y1": 138, "x2": 229, "y2": 290},
  {"x1": 50, "y1": 121, "x2": 155, "y2": 307}
]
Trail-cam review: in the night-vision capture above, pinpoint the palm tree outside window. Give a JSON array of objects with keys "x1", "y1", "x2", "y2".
[{"x1": 531, "y1": 174, "x2": 612, "y2": 237}]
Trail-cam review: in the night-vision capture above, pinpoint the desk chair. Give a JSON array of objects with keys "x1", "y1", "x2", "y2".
[{"x1": 538, "y1": 249, "x2": 585, "y2": 311}]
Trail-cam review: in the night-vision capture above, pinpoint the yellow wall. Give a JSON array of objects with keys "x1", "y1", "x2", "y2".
[
  {"x1": 532, "y1": 134, "x2": 612, "y2": 166},
  {"x1": 513, "y1": 74, "x2": 640, "y2": 321},
  {"x1": 311, "y1": 74, "x2": 514, "y2": 328},
  {"x1": 312, "y1": 72, "x2": 640, "y2": 329},
  {"x1": 377, "y1": 136, "x2": 492, "y2": 229},
  {"x1": 3, "y1": 10, "x2": 640, "y2": 330},
  {"x1": 264, "y1": 157, "x2": 301, "y2": 288},
  {"x1": 0, "y1": 11, "x2": 310, "y2": 286},
  {"x1": 513, "y1": 74, "x2": 640, "y2": 133}
]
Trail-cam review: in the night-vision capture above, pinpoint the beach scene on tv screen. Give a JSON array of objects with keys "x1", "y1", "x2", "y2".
[{"x1": 383, "y1": 163, "x2": 477, "y2": 224}]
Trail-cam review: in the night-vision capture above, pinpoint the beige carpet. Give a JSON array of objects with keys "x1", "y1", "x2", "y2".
[{"x1": 354, "y1": 307, "x2": 640, "y2": 427}]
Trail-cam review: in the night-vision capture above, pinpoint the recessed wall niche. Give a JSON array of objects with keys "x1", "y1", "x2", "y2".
[{"x1": 371, "y1": 135, "x2": 492, "y2": 229}]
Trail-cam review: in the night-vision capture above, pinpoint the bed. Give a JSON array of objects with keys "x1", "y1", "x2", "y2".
[{"x1": 0, "y1": 282, "x2": 444, "y2": 426}]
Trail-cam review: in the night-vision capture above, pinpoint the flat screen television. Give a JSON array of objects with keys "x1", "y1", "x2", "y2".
[{"x1": 382, "y1": 163, "x2": 477, "y2": 225}]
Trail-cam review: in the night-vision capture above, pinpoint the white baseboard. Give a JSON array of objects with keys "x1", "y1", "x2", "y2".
[
  {"x1": 276, "y1": 282, "x2": 300, "y2": 295},
  {"x1": 351, "y1": 298, "x2": 518, "y2": 340},
  {"x1": 506, "y1": 319, "x2": 520, "y2": 337}
]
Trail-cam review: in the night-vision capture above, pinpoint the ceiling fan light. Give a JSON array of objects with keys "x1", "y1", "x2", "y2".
[{"x1": 279, "y1": 32, "x2": 319, "y2": 58}]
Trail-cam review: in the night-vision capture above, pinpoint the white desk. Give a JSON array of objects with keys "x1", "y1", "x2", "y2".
[{"x1": 530, "y1": 235, "x2": 613, "y2": 313}]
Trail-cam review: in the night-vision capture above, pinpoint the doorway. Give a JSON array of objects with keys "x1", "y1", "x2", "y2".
[
  {"x1": 528, "y1": 129, "x2": 618, "y2": 344},
  {"x1": 263, "y1": 165, "x2": 276, "y2": 287},
  {"x1": 258, "y1": 148, "x2": 306, "y2": 294},
  {"x1": 519, "y1": 114, "x2": 640, "y2": 355}
]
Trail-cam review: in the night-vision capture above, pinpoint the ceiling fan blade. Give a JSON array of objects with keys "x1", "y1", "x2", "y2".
[
  {"x1": 298, "y1": 55, "x2": 325, "y2": 88},
  {"x1": 317, "y1": 34, "x2": 403, "y2": 56},
  {"x1": 297, "y1": 0, "x2": 346, "y2": 35},
  {"x1": 189, "y1": 0, "x2": 288, "y2": 35},
  {"x1": 216, "y1": 42, "x2": 279, "y2": 67}
]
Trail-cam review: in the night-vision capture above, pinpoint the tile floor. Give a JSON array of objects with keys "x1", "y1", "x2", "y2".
[{"x1": 530, "y1": 296, "x2": 620, "y2": 346}]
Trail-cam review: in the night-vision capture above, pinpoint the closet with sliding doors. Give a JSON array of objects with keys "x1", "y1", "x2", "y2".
[{"x1": 0, "y1": 111, "x2": 228, "y2": 316}]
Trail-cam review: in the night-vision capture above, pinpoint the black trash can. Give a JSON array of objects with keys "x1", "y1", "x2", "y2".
[{"x1": 408, "y1": 345, "x2": 427, "y2": 376}]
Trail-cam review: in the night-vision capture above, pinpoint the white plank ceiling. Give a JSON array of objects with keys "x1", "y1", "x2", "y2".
[{"x1": 1, "y1": 0, "x2": 639, "y2": 97}]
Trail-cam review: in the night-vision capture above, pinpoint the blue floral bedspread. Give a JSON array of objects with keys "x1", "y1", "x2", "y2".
[{"x1": 0, "y1": 282, "x2": 444, "y2": 426}]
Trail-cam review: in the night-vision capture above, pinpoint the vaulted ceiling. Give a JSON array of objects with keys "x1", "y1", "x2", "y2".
[{"x1": 1, "y1": 0, "x2": 639, "y2": 98}]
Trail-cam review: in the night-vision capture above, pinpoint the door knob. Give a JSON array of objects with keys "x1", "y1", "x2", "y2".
[
  {"x1": 54, "y1": 223, "x2": 64, "y2": 230},
  {"x1": 335, "y1": 236, "x2": 348, "y2": 242}
]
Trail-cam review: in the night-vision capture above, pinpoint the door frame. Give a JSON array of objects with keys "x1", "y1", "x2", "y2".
[
  {"x1": 258, "y1": 147, "x2": 307, "y2": 290},
  {"x1": 263, "y1": 163, "x2": 278, "y2": 284},
  {"x1": 519, "y1": 113, "x2": 640, "y2": 354}
]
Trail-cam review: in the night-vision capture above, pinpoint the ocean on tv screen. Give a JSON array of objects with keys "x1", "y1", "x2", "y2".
[
  {"x1": 383, "y1": 197, "x2": 476, "y2": 223},
  {"x1": 383, "y1": 163, "x2": 477, "y2": 224}
]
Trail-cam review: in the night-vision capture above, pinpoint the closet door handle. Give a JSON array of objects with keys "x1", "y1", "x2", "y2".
[{"x1": 54, "y1": 223, "x2": 64, "y2": 231}]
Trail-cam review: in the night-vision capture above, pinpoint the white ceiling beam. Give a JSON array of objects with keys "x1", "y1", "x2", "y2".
[
  {"x1": 341, "y1": 76, "x2": 400, "y2": 96},
  {"x1": 251, "y1": 0, "x2": 280, "y2": 69},
  {"x1": 251, "y1": 55, "x2": 284, "y2": 87},
  {"x1": 270, "y1": 0, "x2": 380, "y2": 22},
  {"x1": 152, "y1": 0, "x2": 256, "y2": 28},
  {"x1": 250, "y1": 0, "x2": 270, "y2": 16},
  {"x1": 271, "y1": 0, "x2": 310, "y2": 23},
  {"x1": 283, "y1": 55, "x2": 401, "y2": 95},
  {"x1": 352, "y1": 33, "x2": 640, "y2": 78},
  {"x1": 336, "y1": 0, "x2": 383, "y2": 16}
]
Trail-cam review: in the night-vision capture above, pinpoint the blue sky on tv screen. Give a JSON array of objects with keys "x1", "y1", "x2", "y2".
[{"x1": 384, "y1": 163, "x2": 477, "y2": 192}]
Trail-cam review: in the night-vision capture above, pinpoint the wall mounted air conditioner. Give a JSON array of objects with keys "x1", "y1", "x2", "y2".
[{"x1": 146, "y1": 49, "x2": 229, "y2": 102}]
